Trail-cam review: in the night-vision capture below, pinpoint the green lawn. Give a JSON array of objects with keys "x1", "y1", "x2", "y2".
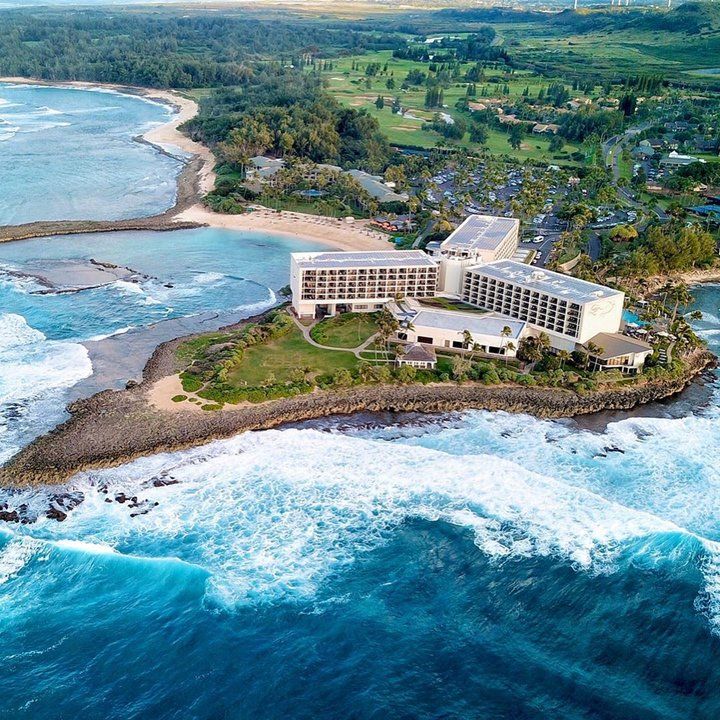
[
  {"x1": 227, "y1": 324, "x2": 359, "y2": 387},
  {"x1": 318, "y1": 49, "x2": 584, "y2": 164},
  {"x1": 310, "y1": 312, "x2": 379, "y2": 348},
  {"x1": 417, "y1": 297, "x2": 490, "y2": 314}
]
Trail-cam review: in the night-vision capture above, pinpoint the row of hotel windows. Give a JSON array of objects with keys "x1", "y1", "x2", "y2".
[
  {"x1": 463, "y1": 278, "x2": 582, "y2": 338},
  {"x1": 302, "y1": 268, "x2": 437, "y2": 277}
]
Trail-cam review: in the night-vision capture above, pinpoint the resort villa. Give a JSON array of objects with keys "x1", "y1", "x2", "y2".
[{"x1": 289, "y1": 214, "x2": 653, "y2": 374}]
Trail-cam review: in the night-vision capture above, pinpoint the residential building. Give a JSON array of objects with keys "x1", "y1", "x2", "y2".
[
  {"x1": 461, "y1": 260, "x2": 625, "y2": 351},
  {"x1": 345, "y1": 169, "x2": 409, "y2": 204},
  {"x1": 438, "y1": 215, "x2": 519, "y2": 294},
  {"x1": 586, "y1": 333, "x2": 653, "y2": 375},
  {"x1": 532, "y1": 123, "x2": 560, "y2": 135},
  {"x1": 394, "y1": 302, "x2": 527, "y2": 358},
  {"x1": 246, "y1": 156, "x2": 285, "y2": 186},
  {"x1": 290, "y1": 250, "x2": 438, "y2": 319}
]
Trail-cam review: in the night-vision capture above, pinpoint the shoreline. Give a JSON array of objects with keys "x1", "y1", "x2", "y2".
[
  {"x1": 0, "y1": 77, "x2": 391, "y2": 253},
  {"x1": 1, "y1": 313, "x2": 714, "y2": 488}
]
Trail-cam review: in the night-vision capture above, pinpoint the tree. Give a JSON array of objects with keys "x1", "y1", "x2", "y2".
[
  {"x1": 375, "y1": 95, "x2": 385, "y2": 110},
  {"x1": 462, "y1": 329, "x2": 473, "y2": 358},
  {"x1": 548, "y1": 135, "x2": 564, "y2": 153},
  {"x1": 508, "y1": 124, "x2": 523, "y2": 151},
  {"x1": 557, "y1": 350, "x2": 571, "y2": 370},
  {"x1": 518, "y1": 337, "x2": 543, "y2": 364},
  {"x1": 500, "y1": 325, "x2": 513, "y2": 363},
  {"x1": 668, "y1": 283, "x2": 693, "y2": 323},
  {"x1": 469, "y1": 123, "x2": 488, "y2": 145},
  {"x1": 451, "y1": 355, "x2": 471, "y2": 380}
]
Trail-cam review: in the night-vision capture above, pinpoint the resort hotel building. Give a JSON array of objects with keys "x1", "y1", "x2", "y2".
[
  {"x1": 290, "y1": 250, "x2": 438, "y2": 319},
  {"x1": 434, "y1": 215, "x2": 520, "y2": 294},
  {"x1": 462, "y1": 260, "x2": 624, "y2": 351},
  {"x1": 289, "y1": 214, "x2": 652, "y2": 373}
]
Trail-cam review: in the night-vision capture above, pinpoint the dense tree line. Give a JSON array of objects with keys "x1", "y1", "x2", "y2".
[
  {"x1": 618, "y1": 223, "x2": 717, "y2": 276},
  {"x1": 0, "y1": 9, "x2": 401, "y2": 88},
  {"x1": 186, "y1": 68, "x2": 392, "y2": 173}
]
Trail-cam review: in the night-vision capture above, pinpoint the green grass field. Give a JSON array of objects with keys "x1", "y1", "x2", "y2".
[
  {"x1": 310, "y1": 313, "x2": 379, "y2": 348},
  {"x1": 319, "y1": 49, "x2": 583, "y2": 164},
  {"x1": 227, "y1": 324, "x2": 359, "y2": 387}
]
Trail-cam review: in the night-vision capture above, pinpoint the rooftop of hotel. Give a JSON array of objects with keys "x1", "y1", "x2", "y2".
[
  {"x1": 441, "y1": 215, "x2": 519, "y2": 253},
  {"x1": 409, "y1": 307, "x2": 526, "y2": 339},
  {"x1": 292, "y1": 250, "x2": 437, "y2": 271},
  {"x1": 469, "y1": 260, "x2": 623, "y2": 305}
]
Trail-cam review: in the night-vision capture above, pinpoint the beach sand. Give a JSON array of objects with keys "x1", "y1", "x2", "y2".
[{"x1": 174, "y1": 204, "x2": 393, "y2": 252}]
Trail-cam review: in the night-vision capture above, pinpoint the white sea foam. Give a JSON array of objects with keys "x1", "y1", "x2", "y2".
[
  {"x1": 0, "y1": 314, "x2": 93, "y2": 406},
  {"x1": 193, "y1": 271, "x2": 226, "y2": 285},
  {"x1": 17, "y1": 428, "x2": 706, "y2": 611},
  {"x1": 0, "y1": 536, "x2": 42, "y2": 586},
  {"x1": 84, "y1": 326, "x2": 136, "y2": 343}
]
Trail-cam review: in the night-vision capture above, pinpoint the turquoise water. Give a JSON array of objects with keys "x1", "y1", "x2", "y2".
[
  {"x1": 0, "y1": 83, "x2": 181, "y2": 224},
  {"x1": 623, "y1": 309, "x2": 645, "y2": 326},
  {"x1": 0, "y1": 284, "x2": 717, "y2": 718},
  {"x1": 0, "y1": 227, "x2": 321, "y2": 460},
  {"x1": 2, "y1": 86, "x2": 720, "y2": 719}
]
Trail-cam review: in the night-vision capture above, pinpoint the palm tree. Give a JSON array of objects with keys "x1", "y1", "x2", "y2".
[
  {"x1": 462, "y1": 329, "x2": 473, "y2": 358},
  {"x1": 500, "y1": 325, "x2": 512, "y2": 363},
  {"x1": 668, "y1": 283, "x2": 694, "y2": 323},
  {"x1": 537, "y1": 332, "x2": 551, "y2": 352},
  {"x1": 557, "y1": 350, "x2": 571, "y2": 370},
  {"x1": 504, "y1": 341, "x2": 516, "y2": 363},
  {"x1": 583, "y1": 341, "x2": 604, "y2": 371}
]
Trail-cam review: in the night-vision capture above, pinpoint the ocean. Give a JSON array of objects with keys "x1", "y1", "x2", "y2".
[
  {"x1": 1, "y1": 85, "x2": 720, "y2": 720},
  {"x1": 0, "y1": 83, "x2": 181, "y2": 225}
]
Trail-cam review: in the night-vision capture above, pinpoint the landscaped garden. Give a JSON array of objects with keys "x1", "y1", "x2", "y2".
[
  {"x1": 171, "y1": 308, "x2": 691, "y2": 411},
  {"x1": 310, "y1": 312, "x2": 380, "y2": 348}
]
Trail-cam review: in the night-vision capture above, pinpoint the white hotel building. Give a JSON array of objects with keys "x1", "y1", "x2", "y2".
[
  {"x1": 290, "y1": 250, "x2": 438, "y2": 319},
  {"x1": 462, "y1": 260, "x2": 625, "y2": 351},
  {"x1": 288, "y1": 217, "x2": 648, "y2": 370},
  {"x1": 435, "y1": 215, "x2": 519, "y2": 295}
]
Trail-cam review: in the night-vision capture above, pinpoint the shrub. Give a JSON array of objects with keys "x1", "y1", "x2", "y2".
[
  {"x1": 180, "y1": 372, "x2": 203, "y2": 393},
  {"x1": 171, "y1": 394, "x2": 187, "y2": 402},
  {"x1": 201, "y1": 403, "x2": 224, "y2": 412}
]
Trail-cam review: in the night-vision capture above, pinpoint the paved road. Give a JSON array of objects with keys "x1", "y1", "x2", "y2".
[{"x1": 602, "y1": 123, "x2": 668, "y2": 221}]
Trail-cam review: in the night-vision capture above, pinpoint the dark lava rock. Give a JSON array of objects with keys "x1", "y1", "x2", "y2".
[
  {"x1": 0, "y1": 509, "x2": 19, "y2": 523},
  {"x1": 46, "y1": 507, "x2": 68, "y2": 522},
  {"x1": 151, "y1": 477, "x2": 179, "y2": 488}
]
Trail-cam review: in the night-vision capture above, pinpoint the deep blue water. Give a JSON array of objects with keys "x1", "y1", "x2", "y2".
[
  {"x1": 0, "y1": 83, "x2": 181, "y2": 224},
  {"x1": 2, "y1": 85, "x2": 720, "y2": 719}
]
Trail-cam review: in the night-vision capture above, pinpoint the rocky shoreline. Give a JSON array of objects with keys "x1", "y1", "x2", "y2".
[{"x1": 0, "y1": 323, "x2": 715, "y2": 487}]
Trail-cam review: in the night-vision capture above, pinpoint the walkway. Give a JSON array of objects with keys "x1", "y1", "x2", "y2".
[{"x1": 291, "y1": 315, "x2": 392, "y2": 360}]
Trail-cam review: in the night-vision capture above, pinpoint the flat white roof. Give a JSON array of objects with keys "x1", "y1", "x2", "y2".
[
  {"x1": 470, "y1": 260, "x2": 623, "y2": 305},
  {"x1": 441, "y1": 215, "x2": 519, "y2": 253},
  {"x1": 293, "y1": 250, "x2": 437, "y2": 271},
  {"x1": 411, "y1": 308, "x2": 526, "y2": 339}
]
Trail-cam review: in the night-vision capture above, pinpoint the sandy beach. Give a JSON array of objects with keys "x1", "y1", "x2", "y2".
[{"x1": 174, "y1": 204, "x2": 392, "y2": 251}]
